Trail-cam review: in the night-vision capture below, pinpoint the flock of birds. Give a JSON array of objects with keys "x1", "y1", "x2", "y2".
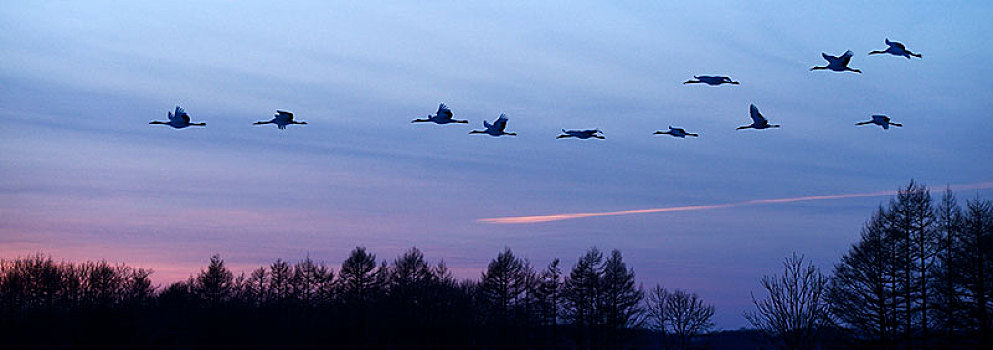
[{"x1": 150, "y1": 39, "x2": 921, "y2": 137}]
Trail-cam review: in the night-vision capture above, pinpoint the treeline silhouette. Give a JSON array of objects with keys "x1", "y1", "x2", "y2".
[
  {"x1": 1, "y1": 180, "x2": 991, "y2": 349},
  {"x1": 2, "y1": 247, "x2": 668, "y2": 349}
]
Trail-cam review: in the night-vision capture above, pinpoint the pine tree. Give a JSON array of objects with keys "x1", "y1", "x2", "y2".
[
  {"x1": 563, "y1": 247, "x2": 603, "y2": 350},
  {"x1": 479, "y1": 248, "x2": 526, "y2": 324},
  {"x1": 600, "y1": 249, "x2": 644, "y2": 348},
  {"x1": 194, "y1": 254, "x2": 233, "y2": 305},
  {"x1": 338, "y1": 246, "x2": 379, "y2": 305}
]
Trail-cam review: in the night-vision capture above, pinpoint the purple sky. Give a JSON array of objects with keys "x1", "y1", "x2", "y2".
[{"x1": 2, "y1": 1, "x2": 992, "y2": 328}]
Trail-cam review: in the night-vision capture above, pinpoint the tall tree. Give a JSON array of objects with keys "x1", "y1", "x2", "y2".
[
  {"x1": 932, "y1": 189, "x2": 966, "y2": 339},
  {"x1": 479, "y1": 248, "x2": 527, "y2": 324},
  {"x1": 827, "y1": 207, "x2": 898, "y2": 349},
  {"x1": 563, "y1": 247, "x2": 604, "y2": 350},
  {"x1": 194, "y1": 254, "x2": 234, "y2": 305},
  {"x1": 293, "y1": 256, "x2": 332, "y2": 306},
  {"x1": 338, "y1": 246, "x2": 379, "y2": 305},
  {"x1": 958, "y1": 198, "x2": 993, "y2": 349},
  {"x1": 886, "y1": 180, "x2": 938, "y2": 347},
  {"x1": 746, "y1": 253, "x2": 831, "y2": 350},
  {"x1": 267, "y1": 259, "x2": 294, "y2": 305},
  {"x1": 600, "y1": 249, "x2": 644, "y2": 349},
  {"x1": 536, "y1": 259, "x2": 563, "y2": 326}
]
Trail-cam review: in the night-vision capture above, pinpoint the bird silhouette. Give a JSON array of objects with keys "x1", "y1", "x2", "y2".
[
  {"x1": 811, "y1": 50, "x2": 862, "y2": 73},
  {"x1": 557, "y1": 129, "x2": 605, "y2": 139},
  {"x1": 856, "y1": 115, "x2": 903, "y2": 130},
  {"x1": 254, "y1": 110, "x2": 307, "y2": 130},
  {"x1": 683, "y1": 76, "x2": 739, "y2": 86},
  {"x1": 411, "y1": 103, "x2": 468, "y2": 124},
  {"x1": 470, "y1": 114, "x2": 517, "y2": 137},
  {"x1": 149, "y1": 106, "x2": 206, "y2": 129},
  {"x1": 654, "y1": 126, "x2": 698, "y2": 138},
  {"x1": 869, "y1": 39, "x2": 921, "y2": 59},
  {"x1": 737, "y1": 104, "x2": 781, "y2": 130}
]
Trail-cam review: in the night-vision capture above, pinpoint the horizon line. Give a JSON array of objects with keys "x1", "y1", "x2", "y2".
[{"x1": 478, "y1": 181, "x2": 993, "y2": 224}]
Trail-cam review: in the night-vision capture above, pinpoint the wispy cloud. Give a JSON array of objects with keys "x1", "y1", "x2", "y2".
[{"x1": 479, "y1": 181, "x2": 993, "y2": 224}]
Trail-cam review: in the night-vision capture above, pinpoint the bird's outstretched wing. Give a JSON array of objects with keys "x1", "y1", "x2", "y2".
[
  {"x1": 277, "y1": 110, "x2": 294, "y2": 120},
  {"x1": 174, "y1": 106, "x2": 190, "y2": 123},
  {"x1": 840, "y1": 50, "x2": 854, "y2": 65},
  {"x1": 749, "y1": 104, "x2": 767, "y2": 124},
  {"x1": 822, "y1": 52, "x2": 838, "y2": 64},
  {"x1": 483, "y1": 120, "x2": 492, "y2": 129},
  {"x1": 437, "y1": 103, "x2": 453, "y2": 119},
  {"x1": 493, "y1": 114, "x2": 508, "y2": 131}
]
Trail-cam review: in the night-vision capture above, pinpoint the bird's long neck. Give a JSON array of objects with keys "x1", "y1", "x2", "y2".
[
  {"x1": 869, "y1": 50, "x2": 885, "y2": 55},
  {"x1": 469, "y1": 130, "x2": 484, "y2": 134},
  {"x1": 254, "y1": 120, "x2": 272, "y2": 125},
  {"x1": 191, "y1": 122, "x2": 206, "y2": 126},
  {"x1": 411, "y1": 118, "x2": 430, "y2": 123},
  {"x1": 737, "y1": 125, "x2": 752, "y2": 130},
  {"x1": 150, "y1": 121, "x2": 168, "y2": 125},
  {"x1": 810, "y1": 66, "x2": 827, "y2": 71},
  {"x1": 683, "y1": 80, "x2": 700, "y2": 84}
]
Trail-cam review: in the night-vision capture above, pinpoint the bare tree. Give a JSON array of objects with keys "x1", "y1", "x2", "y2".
[
  {"x1": 746, "y1": 253, "x2": 831, "y2": 350},
  {"x1": 647, "y1": 285, "x2": 715, "y2": 350}
]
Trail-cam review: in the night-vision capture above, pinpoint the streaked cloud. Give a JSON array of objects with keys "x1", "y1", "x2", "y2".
[{"x1": 480, "y1": 181, "x2": 993, "y2": 224}]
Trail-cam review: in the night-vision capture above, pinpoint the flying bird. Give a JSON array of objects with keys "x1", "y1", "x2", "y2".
[
  {"x1": 810, "y1": 50, "x2": 862, "y2": 73},
  {"x1": 149, "y1": 106, "x2": 206, "y2": 129},
  {"x1": 411, "y1": 103, "x2": 467, "y2": 124},
  {"x1": 557, "y1": 129, "x2": 605, "y2": 139},
  {"x1": 737, "y1": 104, "x2": 781, "y2": 130},
  {"x1": 654, "y1": 126, "x2": 698, "y2": 138},
  {"x1": 869, "y1": 39, "x2": 922, "y2": 59},
  {"x1": 683, "y1": 75, "x2": 739, "y2": 86},
  {"x1": 470, "y1": 114, "x2": 517, "y2": 137},
  {"x1": 856, "y1": 115, "x2": 903, "y2": 130},
  {"x1": 254, "y1": 110, "x2": 307, "y2": 130}
]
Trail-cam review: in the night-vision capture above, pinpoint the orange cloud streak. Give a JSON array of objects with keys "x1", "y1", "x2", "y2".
[{"x1": 479, "y1": 181, "x2": 993, "y2": 224}]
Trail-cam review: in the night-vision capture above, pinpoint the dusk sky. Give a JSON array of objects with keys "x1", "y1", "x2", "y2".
[{"x1": 2, "y1": 1, "x2": 992, "y2": 328}]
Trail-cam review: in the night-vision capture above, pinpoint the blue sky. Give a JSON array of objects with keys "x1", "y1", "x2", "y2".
[{"x1": 2, "y1": 1, "x2": 992, "y2": 328}]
